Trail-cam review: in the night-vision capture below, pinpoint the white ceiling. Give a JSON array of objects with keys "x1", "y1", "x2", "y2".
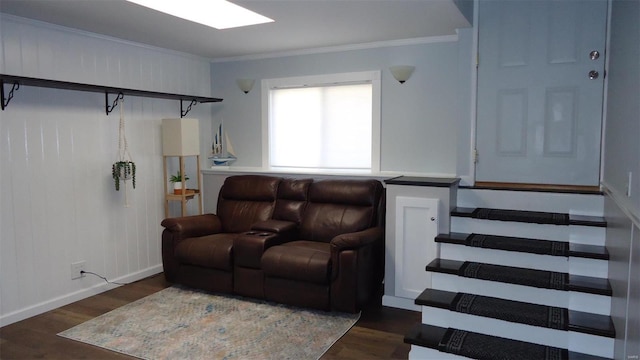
[{"x1": 0, "y1": 0, "x2": 471, "y2": 61}]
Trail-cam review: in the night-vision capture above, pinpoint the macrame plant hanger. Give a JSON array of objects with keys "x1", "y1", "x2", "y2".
[{"x1": 111, "y1": 96, "x2": 136, "y2": 207}]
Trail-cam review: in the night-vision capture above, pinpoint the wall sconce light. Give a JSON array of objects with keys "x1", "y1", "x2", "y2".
[
  {"x1": 389, "y1": 66, "x2": 415, "y2": 84},
  {"x1": 236, "y1": 79, "x2": 255, "y2": 94}
]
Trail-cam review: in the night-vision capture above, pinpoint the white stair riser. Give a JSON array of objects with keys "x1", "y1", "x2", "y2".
[
  {"x1": 413, "y1": 190, "x2": 611, "y2": 358},
  {"x1": 421, "y1": 307, "x2": 614, "y2": 358},
  {"x1": 451, "y1": 217, "x2": 606, "y2": 246},
  {"x1": 409, "y1": 346, "x2": 467, "y2": 360},
  {"x1": 431, "y1": 273, "x2": 611, "y2": 315},
  {"x1": 457, "y1": 189, "x2": 604, "y2": 216},
  {"x1": 439, "y1": 244, "x2": 609, "y2": 278}
]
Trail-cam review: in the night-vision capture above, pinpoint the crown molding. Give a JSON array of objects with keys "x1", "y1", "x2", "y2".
[{"x1": 211, "y1": 34, "x2": 459, "y2": 63}]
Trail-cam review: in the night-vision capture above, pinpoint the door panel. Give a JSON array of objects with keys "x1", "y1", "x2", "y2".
[
  {"x1": 476, "y1": 0, "x2": 607, "y2": 186},
  {"x1": 394, "y1": 196, "x2": 439, "y2": 300},
  {"x1": 497, "y1": 89, "x2": 527, "y2": 155}
]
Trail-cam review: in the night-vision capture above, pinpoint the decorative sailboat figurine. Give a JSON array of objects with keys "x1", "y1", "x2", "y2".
[{"x1": 209, "y1": 123, "x2": 237, "y2": 166}]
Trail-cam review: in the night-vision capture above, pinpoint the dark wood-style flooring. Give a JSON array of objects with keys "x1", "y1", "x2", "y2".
[{"x1": 0, "y1": 273, "x2": 420, "y2": 359}]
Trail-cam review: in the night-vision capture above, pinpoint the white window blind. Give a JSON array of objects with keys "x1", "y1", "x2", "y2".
[{"x1": 268, "y1": 82, "x2": 373, "y2": 171}]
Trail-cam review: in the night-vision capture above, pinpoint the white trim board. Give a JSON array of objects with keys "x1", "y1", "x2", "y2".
[
  {"x1": 382, "y1": 295, "x2": 422, "y2": 312},
  {"x1": 0, "y1": 265, "x2": 163, "y2": 327},
  {"x1": 602, "y1": 181, "x2": 640, "y2": 228}
]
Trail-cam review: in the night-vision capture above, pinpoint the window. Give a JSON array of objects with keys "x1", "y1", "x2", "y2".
[{"x1": 262, "y1": 71, "x2": 380, "y2": 173}]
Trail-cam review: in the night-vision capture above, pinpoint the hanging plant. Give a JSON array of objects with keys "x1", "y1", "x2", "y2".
[
  {"x1": 111, "y1": 95, "x2": 136, "y2": 206},
  {"x1": 112, "y1": 160, "x2": 136, "y2": 191}
]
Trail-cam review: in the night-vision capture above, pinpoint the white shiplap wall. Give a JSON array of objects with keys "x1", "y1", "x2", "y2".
[{"x1": 0, "y1": 15, "x2": 214, "y2": 326}]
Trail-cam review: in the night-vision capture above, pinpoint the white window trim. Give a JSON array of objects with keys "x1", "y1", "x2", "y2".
[{"x1": 261, "y1": 71, "x2": 381, "y2": 173}]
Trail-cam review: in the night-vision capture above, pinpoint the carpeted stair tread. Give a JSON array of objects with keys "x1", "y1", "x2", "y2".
[
  {"x1": 404, "y1": 324, "x2": 611, "y2": 360},
  {"x1": 404, "y1": 322, "x2": 448, "y2": 350},
  {"x1": 415, "y1": 289, "x2": 615, "y2": 337},
  {"x1": 436, "y1": 232, "x2": 609, "y2": 260},
  {"x1": 426, "y1": 259, "x2": 612, "y2": 296},
  {"x1": 451, "y1": 207, "x2": 606, "y2": 227},
  {"x1": 570, "y1": 243, "x2": 610, "y2": 260}
]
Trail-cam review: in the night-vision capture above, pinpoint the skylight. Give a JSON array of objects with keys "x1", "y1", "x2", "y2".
[{"x1": 126, "y1": 0, "x2": 274, "y2": 30}]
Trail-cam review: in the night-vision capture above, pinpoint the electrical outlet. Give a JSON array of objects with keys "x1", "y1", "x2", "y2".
[{"x1": 71, "y1": 261, "x2": 86, "y2": 280}]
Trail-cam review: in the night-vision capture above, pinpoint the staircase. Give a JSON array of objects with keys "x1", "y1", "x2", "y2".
[{"x1": 404, "y1": 188, "x2": 615, "y2": 359}]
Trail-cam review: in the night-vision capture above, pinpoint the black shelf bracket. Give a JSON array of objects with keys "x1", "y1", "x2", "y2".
[
  {"x1": 105, "y1": 92, "x2": 125, "y2": 115},
  {"x1": 0, "y1": 74, "x2": 222, "y2": 114},
  {"x1": 180, "y1": 99, "x2": 198, "y2": 118},
  {"x1": 1, "y1": 79, "x2": 20, "y2": 111}
]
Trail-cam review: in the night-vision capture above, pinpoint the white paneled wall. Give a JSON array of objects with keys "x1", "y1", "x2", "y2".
[
  {"x1": 1, "y1": 15, "x2": 210, "y2": 95},
  {"x1": 604, "y1": 187, "x2": 640, "y2": 360},
  {"x1": 0, "y1": 15, "x2": 214, "y2": 326}
]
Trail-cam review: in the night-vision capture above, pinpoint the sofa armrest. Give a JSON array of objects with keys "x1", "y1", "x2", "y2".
[
  {"x1": 235, "y1": 221, "x2": 298, "y2": 269},
  {"x1": 251, "y1": 219, "x2": 297, "y2": 234},
  {"x1": 234, "y1": 231, "x2": 290, "y2": 268},
  {"x1": 329, "y1": 226, "x2": 383, "y2": 280},
  {"x1": 330, "y1": 227, "x2": 383, "y2": 252},
  {"x1": 329, "y1": 227, "x2": 384, "y2": 312},
  {"x1": 161, "y1": 214, "x2": 222, "y2": 283},
  {"x1": 161, "y1": 214, "x2": 222, "y2": 239}
]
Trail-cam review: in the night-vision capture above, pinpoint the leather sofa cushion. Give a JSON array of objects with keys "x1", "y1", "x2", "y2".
[
  {"x1": 262, "y1": 241, "x2": 331, "y2": 284},
  {"x1": 300, "y1": 204, "x2": 373, "y2": 243},
  {"x1": 219, "y1": 175, "x2": 281, "y2": 201},
  {"x1": 217, "y1": 201, "x2": 276, "y2": 233},
  {"x1": 308, "y1": 179, "x2": 381, "y2": 206},
  {"x1": 174, "y1": 233, "x2": 234, "y2": 270},
  {"x1": 299, "y1": 180, "x2": 382, "y2": 242},
  {"x1": 273, "y1": 178, "x2": 312, "y2": 224},
  {"x1": 217, "y1": 175, "x2": 281, "y2": 233}
]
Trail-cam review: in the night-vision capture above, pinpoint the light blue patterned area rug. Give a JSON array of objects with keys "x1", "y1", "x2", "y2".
[{"x1": 58, "y1": 286, "x2": 360, "y2": 359}]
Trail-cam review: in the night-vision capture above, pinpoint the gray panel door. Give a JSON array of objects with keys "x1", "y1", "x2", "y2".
[{"x1": 476, "y1": 0, "x2": 607, "y2": 186}]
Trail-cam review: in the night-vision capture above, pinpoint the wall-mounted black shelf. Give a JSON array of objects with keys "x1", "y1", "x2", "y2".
[{"x1": 0, "y1": 74, "x2": 222, "y2": 117}]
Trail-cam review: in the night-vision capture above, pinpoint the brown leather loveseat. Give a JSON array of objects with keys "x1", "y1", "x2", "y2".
[{"x1": 160, "y1": 175, "x2": 385, "y2": 313}]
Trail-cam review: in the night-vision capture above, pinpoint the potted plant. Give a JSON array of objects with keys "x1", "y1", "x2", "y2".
[
  {"x1": 170, "y1": 171, "x2": 189, "y2": 194},
  {"x1": 112, "y1": 160, "x2": 136, "y2": 191}
]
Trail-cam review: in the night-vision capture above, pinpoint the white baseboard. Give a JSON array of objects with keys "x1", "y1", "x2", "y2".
[
  {"x1": 382, "y1": 295, "x2": 422, "y2": 311},
  {"x1": 0, "y1": 265, "x2": 163, "y2": 327}
]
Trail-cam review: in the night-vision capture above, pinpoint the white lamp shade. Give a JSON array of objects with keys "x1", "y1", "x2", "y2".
[
  {"x1": 162, "y1": 118, "x2": 200, "y2": 156},
  {"x1": 389, "y1": 65, "x2": 415, "y2": 84},
  {"x1": 236, "y1": 78, "x2": 255, "y2": 93}
]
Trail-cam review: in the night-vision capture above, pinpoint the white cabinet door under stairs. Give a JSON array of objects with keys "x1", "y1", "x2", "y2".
[
  {"x1": 394, "y1": 196, "x2": 439, "y2": 300},
  {"x1": 383, "y1": 176, "x2": 459, "y2": 311}
]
